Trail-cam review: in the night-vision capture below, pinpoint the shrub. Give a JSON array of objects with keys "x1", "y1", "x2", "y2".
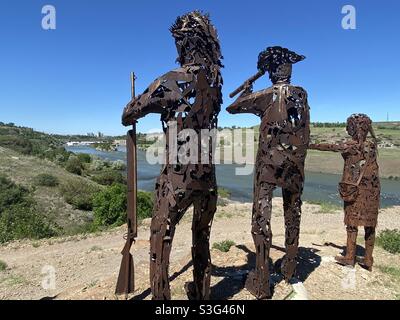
[
  {"x1": 93, "y1": 184, "x2": 127, "y2": 227},
  {"x1": 60, "y1": 179, "x2": 100, "y2": 211},
  {"x1": 93, "y1": 184, "x2": 153, "y2": 227},
  {"x1": 65, "y1": 156, "x2": 83, "y2": 175},
  {"x1": 0, "y1": 175, "x2": 58, "y2": 243},
  {"x1": 90, "y1": 159, "x2": 110, "y2": 171},
  {"x1": 136, "y1": 190, "x2": 154, "y2": 221},
  {"x1": 377, "y1": 229, "x2": 400, "y2": 254},
  {"x1": 111, "y1": 160, "x2": 126, "y2": 171},
  {"x1": 33, "y1": 173, "x2": 59, "y2": 187},
  {"x1": 77, "y1": 153, "x2": 92, "y2": 164},
  {"x1": 0, "y1": 203, "x2": 57, "y2": 243},
  {"x1": 0, "y1": 260, "x2": 7, "y2": 271},
  {"x1": 91, "y1": 170, "x2": 125, "y2": 186},
  {"x1": 212, "y1": 240, "x2": 235, "y2": 253},
  {"x1": 0, "y1": 175, "x2": 28, "y2": 211}
]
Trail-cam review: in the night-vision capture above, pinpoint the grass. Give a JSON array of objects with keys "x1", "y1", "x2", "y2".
[
  {"x1": 308, "y1": 200, "x2": 341, "y2": 213},
  {"x1": 376, "y1": 229, "x2": 400, "y2": 254},
  {"x1": 376, "y1": 265, "x2": 400, "y2": 280},
  {"x1": 33, "y1": 173, "x2": 59, "y2": 187},
  {"x1": 213, "y1": 240, "x2": 235, "y2": 253},
  {"x1": 219, "y1": 188, "x2": 231, "y2": 199},
  {"x1": 89, "y1": 245, "x2": 102, "y2": 252},
  {"x1": 32, "y1": 242, "x2": 40, "y2": 248},
  {"x1": 0, "y1": 260, "x2": 7, "y2": 271},
  {"x1": 0, "y1": 274, "x2": 27, "y2": 286}
]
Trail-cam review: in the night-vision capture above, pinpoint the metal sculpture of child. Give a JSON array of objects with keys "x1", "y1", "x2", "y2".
[
  {"x1": 122, "y1": 11, "x2": 223, "y2": 300},
  {"x1": 310, "y1": 114, "x2": 380, "y2": 271},
  {"x1": 227, "y1": 46, "x2": 310, "y2": 299}
]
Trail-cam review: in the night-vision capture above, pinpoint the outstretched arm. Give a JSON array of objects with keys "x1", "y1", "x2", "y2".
[
  {"x1": 122, "y1": 68, "x2": 194, "y2": 126},
  {"x1": 309, "y1": 143, "x2": 351, "y2": 153},
  {"x1": 309, "y1": 143, "x2": 340, "y2": 152}
]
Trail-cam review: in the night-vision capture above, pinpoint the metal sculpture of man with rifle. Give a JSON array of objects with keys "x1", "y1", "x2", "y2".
[
  {"x1": 227, "y1": 46, "x2": 310, "y2": 299},
  {"x1": 119, "y1": 11, "x2": 223, "y2": 300}
]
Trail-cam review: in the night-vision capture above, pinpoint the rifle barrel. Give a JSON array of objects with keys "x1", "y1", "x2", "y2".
[{"x1": 229, "y1": 70, "x2": 265, "y2": 98}]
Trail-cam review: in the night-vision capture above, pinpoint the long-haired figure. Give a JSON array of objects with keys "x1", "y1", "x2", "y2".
[
  {"x1": 122, "y1": 11, "x2": 223, "y2": 300},
  {"x1": 310, "y1": 114, "x2": 380, "y2": 271}
]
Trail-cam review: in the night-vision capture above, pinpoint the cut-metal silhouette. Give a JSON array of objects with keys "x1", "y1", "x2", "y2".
[
  {"x1": 227, "y1": 46, "x2": 310, "y2": 299},
  {"x1": 116, "y1": 73, "x2": 137, "y2": 297},
  {"x1": 310, "y1": 114, "x2": 380, "y2": 271},
  {"x1": 121, "y1": 11, "x2": 223, "y2": 300}
]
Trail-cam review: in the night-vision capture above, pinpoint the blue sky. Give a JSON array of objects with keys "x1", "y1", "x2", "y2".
[{"x1": 0, "y1": 0, "x2": 399, "y2": 135}]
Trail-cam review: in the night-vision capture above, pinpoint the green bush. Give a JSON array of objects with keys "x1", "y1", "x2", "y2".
[
  {"x1": 111, "y1": 160, "x2": 126, "y2": 171},
  {"x1": 91, "y1": 169, "x2": 125, "y2": 186},
  {"x1": 0, "y1": 135, "x2": 33, "y2": 155},
  {"x1": 136, "y1": 190, "x2": 154, "y2": 221},
  {"x1": 0, "y1": 175, "x2": 58, "y2": 243},
  {"x1": 90, "y1": 159, "x2": 110, "y2": 171},
  {"x1": 212, "y1": 240, "x2": 235, "y2": 253},
  {"x1": 65, "y1": 156, "x2": 84, "y2": 175},
  {"x1": 93, "y1": 184, "x2": 153, "y2": 227},
  {"x1": 77, "y1": 153, "x2": 92, "y2": 164},
  {"x1": 377, "y1": 229, "x2": 400, "y2": 254},
  {"x1": 0, "y1": 203, "x2": 57, "y2": 243},
  {"x1": 60, "y1": 179, "x2": 100, "y2": 211},
  {"x1": 33, "y1": 173, "x2": 59, "y2": 187},
  {"x1": 0, "y1": 175, "x2": 28, "y2": 210}
]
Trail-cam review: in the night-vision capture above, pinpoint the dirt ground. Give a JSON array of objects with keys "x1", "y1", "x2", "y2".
[{"x1": 1, "y1": 198, "x2": 400, "y2": 300}]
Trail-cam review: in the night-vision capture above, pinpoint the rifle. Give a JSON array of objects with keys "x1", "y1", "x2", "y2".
[
  {"x1": 229, "y1": 70, "x2": 265, "y2": 98},
  {"x1": 115, "y1": 72, "x2": 137, "y2": 298}
]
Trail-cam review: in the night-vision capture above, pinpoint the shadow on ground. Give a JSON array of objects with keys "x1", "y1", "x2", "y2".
[
  {"x1": 131, "y1": 243, "x2": 323, "y2": 300},
  {"x1": 210, "y1": 244, "x2": 322, "y2": 299}
]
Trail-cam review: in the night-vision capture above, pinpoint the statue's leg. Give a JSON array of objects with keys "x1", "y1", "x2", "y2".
[
  {"x1": 149, "y1": 182, "x2": 179, "y2": 300},
  {"x1": 245, "y1": 182, "x2": 275, "y2": 299},
  {"x1": 361, "y1": 226, "x2": 375, "y2": 271},
  {"x1": 335, "y1": 225, "x2": 358, "y2": 267},
  {"x1": 186, "y1": 192, "x2": 217, "y2": 300},
  {"x1": 281, "y1": 188, "x2": 302, "y2": 281}
]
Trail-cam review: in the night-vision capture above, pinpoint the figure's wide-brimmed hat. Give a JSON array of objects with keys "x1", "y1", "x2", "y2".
[{"x1": 257, "y1": 46, "x2": 305, "y2": 73}]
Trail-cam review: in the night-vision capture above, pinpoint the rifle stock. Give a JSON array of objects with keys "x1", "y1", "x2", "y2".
[{"x1": 115, "y1": 73, "x2": 137, "y2": 297}]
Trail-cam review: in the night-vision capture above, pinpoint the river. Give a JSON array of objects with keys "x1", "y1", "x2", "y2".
[{"x1": 66, "y1": 146, "x2": 400, "y2": 208}]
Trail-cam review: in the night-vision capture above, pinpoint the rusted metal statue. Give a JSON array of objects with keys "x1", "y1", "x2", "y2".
[
  {"x1": 310, "y1": 114, "x2": 380, "y2": 271},
  {"x1": 121, "y1": 11, "x2": 223, "y2": 300},
  {"x1": 227, "y1": 46, "x2": 310, "y2": 299}
]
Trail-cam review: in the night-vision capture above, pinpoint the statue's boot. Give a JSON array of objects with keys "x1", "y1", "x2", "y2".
[
  {"x1": 335, "y1": 227, "x2": 357, "y2": 267},
  {"x1": 360, "y1": 227, "x2": 375, "y2": 272},
  {"x1": 245, "y1": 269, "x2": 272, "y2": 300}
]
